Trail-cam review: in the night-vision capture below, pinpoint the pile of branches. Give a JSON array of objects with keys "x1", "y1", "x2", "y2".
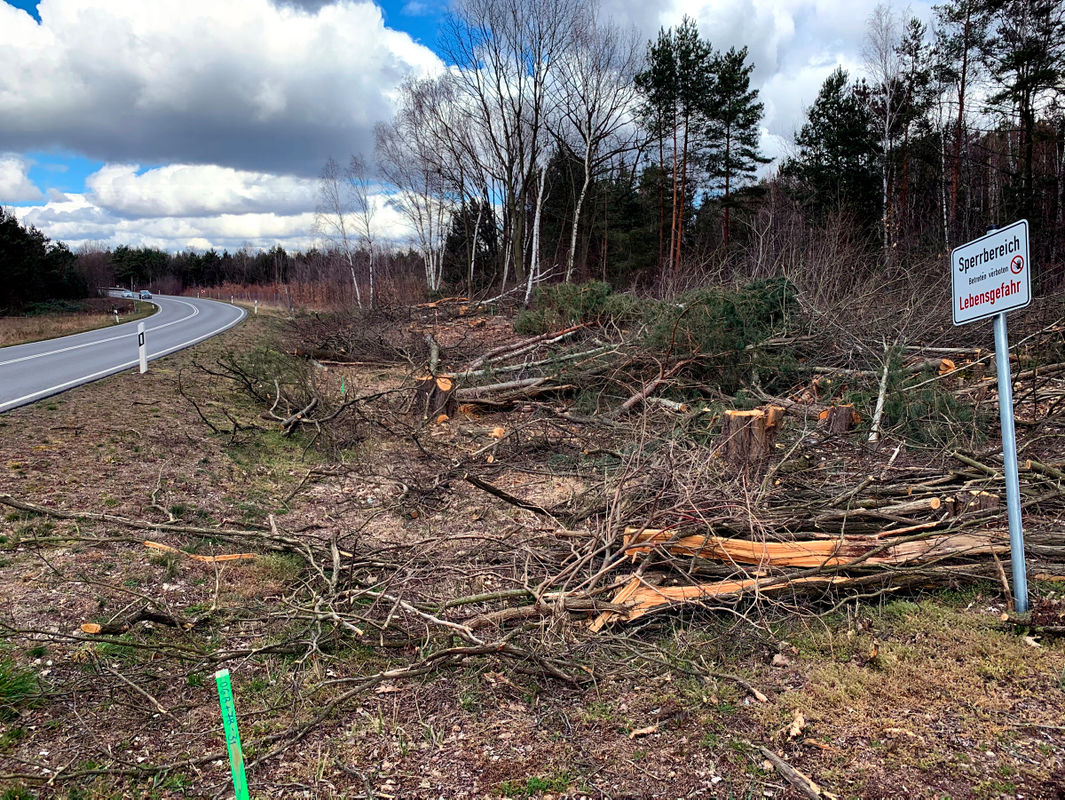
[{"x1": 189, "y1": 291, "x2": 1065, "y2": 635}]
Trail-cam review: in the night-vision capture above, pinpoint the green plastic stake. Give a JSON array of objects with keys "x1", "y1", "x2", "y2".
[
  {"x1": 215, "y1": 669, "x2": 250, "y2": 800},
  {"x1": 340, "y1": 376, "x2": 346, "y2": 397}
]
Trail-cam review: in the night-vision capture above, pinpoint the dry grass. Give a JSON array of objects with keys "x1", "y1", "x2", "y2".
[{"x1": 0, "y1": 301, "x2": 154, "y2": 347}]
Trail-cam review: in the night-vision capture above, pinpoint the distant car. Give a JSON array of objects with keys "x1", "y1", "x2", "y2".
[
  {"x1": 121, "y1": 291, "x2": 134, "y2": 298},
  {"x1": 139, "y1": 290, "x2": 152, "y2": 299}
]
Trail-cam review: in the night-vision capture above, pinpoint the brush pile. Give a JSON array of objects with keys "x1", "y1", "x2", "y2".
[{"x1": 209, "y1": 283, "x2": 1065, "y2": 635}]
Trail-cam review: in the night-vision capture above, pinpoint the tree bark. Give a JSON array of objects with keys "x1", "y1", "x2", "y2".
[{"x1": 720, "y1": 406, "x2": 784, "y2": 469}]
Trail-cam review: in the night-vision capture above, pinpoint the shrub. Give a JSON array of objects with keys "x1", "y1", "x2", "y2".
[
  {"x1": 519, "y1": 281, "x2": 617, "y2": 333},
  {"x1": 515, "y1": 278, "x2": 799, "y2": 393},
  {"x1": 643, "y1": 277, "x2": 798, "y2": 393}
]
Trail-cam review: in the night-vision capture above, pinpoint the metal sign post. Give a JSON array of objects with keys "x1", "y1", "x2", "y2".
[
  {"x1": 993, "y1": 312, "x2": 1028, "y2": 612},
  {"x1": 137, "y1": 322, "x2": 148, "y2": 374},
  {"x1": 951, "y1": 220, "x2": 1030, "y2": 612}
]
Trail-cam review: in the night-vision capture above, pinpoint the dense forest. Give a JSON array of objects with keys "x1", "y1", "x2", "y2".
[
  {"x1": 4, "y1": 0, "x2": 1064, "y2": 310},
  {"x1": 0, "y1": 207, "x2": 86, "y2": 312}
]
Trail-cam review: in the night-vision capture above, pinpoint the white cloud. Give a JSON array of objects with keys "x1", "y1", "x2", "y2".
[
  {"x1": 2, "y1": 0, "x2": 937, "y2": 251},
  {"x1": 85, "y1": 163, "x2": 320, "y2": 218},
  {"x1": 0, "y1": 154, "x2": 45, "y2": 203},
  {"x1": 0, "y1": 0, "x2": 443, "y2": 176},
  {"x1": 14, "y1": 180, "x2": 416, "y2": 253}
]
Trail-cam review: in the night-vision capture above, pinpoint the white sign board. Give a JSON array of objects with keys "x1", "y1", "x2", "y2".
[{"x1": 951, "y1": 219, "x2": 1030, "y2": 325}]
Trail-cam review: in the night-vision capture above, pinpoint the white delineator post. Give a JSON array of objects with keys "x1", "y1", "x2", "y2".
[
  {"x1": 137, "y1": 322, "x2": 148, "y2": 374},
  {"x1": 951, "y1": 219, "x2": 1031, "y2": 612}
]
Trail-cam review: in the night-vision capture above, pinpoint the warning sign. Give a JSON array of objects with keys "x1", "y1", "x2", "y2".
[{"x1": 951, "y1": 219, "x2": 1031, "y2": 325}]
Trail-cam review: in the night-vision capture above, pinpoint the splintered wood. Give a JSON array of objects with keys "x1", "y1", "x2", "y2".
[
  {"x1": 590, "y1": 575, "x2": 848, "y2": 631},
  {"x1": 620, "y1": 528, "x2": 1005, "y2": 569},
  {"x1": 587, "y1": 527, "x2": 1008, "y2": 628}
]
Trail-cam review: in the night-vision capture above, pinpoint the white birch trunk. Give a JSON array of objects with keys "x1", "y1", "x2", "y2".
[
  {"x1": 468, "y1": 202, "x2": 483, "y2": 293},
  {"x1": 525, "y1": 166, "x2": 548, "y2": 306},
  {"x1": 566, "y1": 151, "x2": 592, "y2": 282}
]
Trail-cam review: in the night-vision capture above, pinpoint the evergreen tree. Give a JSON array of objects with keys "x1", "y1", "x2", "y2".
[
  {"x1": 635, "y1": 16, "x2": 715, "y2": 276},
  {"x1": 784, "y1": 68, "x2": 880, "y2": 231},
  {"x1": 704, "y1": 46, "x2": 770, "y2": 245},
  {"x1": 933, "y1": 0, "x2": 991, "y2": 239},
  {"x1": 894, "y1": 18, "x2": 938, "y2": 245},
  {"x1": 0, "y1": 207, "x2": 85, "y2": 311},
  {"x1": 442, "y1": 199, "x2": 498, "y2": 290},
  {"x1": 979, "y1": 0, "x2": 1065, "y2": 223}
]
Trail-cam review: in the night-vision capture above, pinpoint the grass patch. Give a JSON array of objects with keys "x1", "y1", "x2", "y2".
[
  {"x1": 0, "y1": 653, "x2": 37, "y2": 719},
  {"x1": 499, "y1": 772, "x2": 571, "y2": 798}
]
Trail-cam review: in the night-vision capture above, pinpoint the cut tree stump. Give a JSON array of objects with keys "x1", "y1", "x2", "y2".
[
  {"x1": 819, "y1": 404, "x2": 859, "y2": 435},
  {"x1": 414, "y1": 374, "x2": 456, "y2": 420},
  {"x1": 721, "y1": 406, "x2": 784, "y2": 468}
]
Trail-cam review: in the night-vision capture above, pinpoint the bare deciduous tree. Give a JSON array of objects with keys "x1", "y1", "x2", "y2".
[
  {"x1": 315, "y1": 157, "x2": 363, "y2": 308},
  {"x1": 442, "y1": 0, "x2": 581, "y2": 290},
  {"x1": 376, "y1": 79, "x2": 455, "y2": 293},
  {"x1": 864, "y1": 3, "x2": 904, "y2": 257},
  {"x1": 552, "y1": 7, "x2": 641, "y2": 281}
]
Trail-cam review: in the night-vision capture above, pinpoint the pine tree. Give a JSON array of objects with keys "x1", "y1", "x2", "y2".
[
  {"x1": 635, "y1": 17, "x2": 715, "y2": 277},
  {"x1": 704, "y1": 46, "x2": 770, "y2": 245},
  {"x1": 933, "y1": 0, "x2": 991, "y2": 238},
  {"x1": 895, "y1": 18, "x2": 937, "y2": 245},
  {"x1": 785, "y1": 68, "x2": 880, "y2": 231},
  {"x1": 979, "y1": 0, "x2": 1065, "y2": 223}
]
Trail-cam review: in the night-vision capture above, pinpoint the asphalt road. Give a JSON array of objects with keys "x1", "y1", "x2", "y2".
[{"x1": 0, "y1": 295, "x2": 246, "y2": 413}]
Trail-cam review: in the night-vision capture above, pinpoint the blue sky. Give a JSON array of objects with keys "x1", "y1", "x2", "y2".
[
  {"x1": 2, "y1": 0, "x2": 445, "y2": 224},
  {"x1": 1, "y1": 4, "x2": 105, "y2": 198},
  {"x1": 0, "y1": 0, "x2": 929, "y2": 252}
]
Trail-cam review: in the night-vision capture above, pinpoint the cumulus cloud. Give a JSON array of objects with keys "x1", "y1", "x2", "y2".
[
  {"x1": 0, "y1": 154, "x2": 45, "y2": 203},
  {"x1": 85, "y1": 163, "x2": 320, "y2": 218},
  {"x1": 0, "y1": 0, "x2": 443, "y2": 176},
  {"x1": 3, "y1": 0, "x2": 936, "y2": 252},
  {"x1": 15, "y1": 180, "x2": 416, "y2": 253}
]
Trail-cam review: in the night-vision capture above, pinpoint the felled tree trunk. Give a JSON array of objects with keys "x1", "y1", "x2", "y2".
[
  {"x1": 720, "y1": 405, "x2": 785, "y2": 468},
  {"x1": 414, "y1": 374, "x2": 456, "y2": 421},
  {"x1": 951, "y1": 490, "x2": 999, "y2": 516}
]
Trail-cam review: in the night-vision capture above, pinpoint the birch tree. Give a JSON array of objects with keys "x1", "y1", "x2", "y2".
[
  {"x1": 442, "y1": 0, "x2": 580, "y2": 290},
  {"x1": 376, "y1": 79, "x2": 455, "y2": 293},
  {"x1": 552, "y1": 8, "x2": 641, "y2": 281},
  {"x1": 314, "y1": 157, "x2": 363, "y2": 309},
  {"x1": 864, "y1": 3, "x2": 904, "y2": 256}
]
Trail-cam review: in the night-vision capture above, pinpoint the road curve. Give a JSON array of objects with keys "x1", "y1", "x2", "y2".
[{"x1": 0, "y1": 295, "x2": 246, "y2": 413}]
